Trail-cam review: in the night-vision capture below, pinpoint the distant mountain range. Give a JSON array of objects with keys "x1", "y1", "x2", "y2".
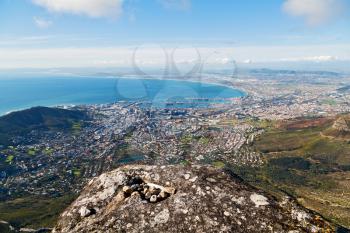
[{"x1": 249, "y1": 68, "x2": 341, "y2": 77}]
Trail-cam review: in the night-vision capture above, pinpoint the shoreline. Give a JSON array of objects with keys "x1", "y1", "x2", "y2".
[{"x1": 0, "y1": 75, "x2": 246, "y2": 117}]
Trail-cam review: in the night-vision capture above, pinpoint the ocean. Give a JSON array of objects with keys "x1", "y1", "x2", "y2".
[{"x1": 0, "y1": 76, "x2": 245, "y2": 115}]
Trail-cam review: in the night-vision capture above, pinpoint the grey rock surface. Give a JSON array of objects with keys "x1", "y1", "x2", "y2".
[{"x1": 53, "y1": 165, "x2": 334, "y2": 233}]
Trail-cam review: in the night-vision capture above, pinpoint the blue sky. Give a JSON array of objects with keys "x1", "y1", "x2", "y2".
[{"x1": 0, "y1": 0, "x2": 349, "y2": 71}]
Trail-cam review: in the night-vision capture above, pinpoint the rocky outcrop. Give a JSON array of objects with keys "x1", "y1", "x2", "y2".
[
  {"x1": 332, "y1": 117, "x2": 350, "y2": 132},
  {"x1": 53, "y1": 165, "x2": 334, "y2": 233},
  {"x1": 323, "y1": 117, "x2": 350, "y2": 139}
]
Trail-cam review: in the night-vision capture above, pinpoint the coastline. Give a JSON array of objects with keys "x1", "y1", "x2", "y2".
[
  {"x1": 119, "y1": 75, "x2": 245, "y2": 93},
  {"x1": 0, "y1": 75, "x2": 247, "y2": 117}
]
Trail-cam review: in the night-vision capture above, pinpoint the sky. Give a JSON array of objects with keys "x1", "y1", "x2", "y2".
[{"x1": 0, "y1": 0, "x2": 349, "y2": 72}]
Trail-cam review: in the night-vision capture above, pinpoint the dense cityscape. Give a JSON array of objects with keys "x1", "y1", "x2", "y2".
[
  {"x1": 1, "y1": 70, "x2": 350, "y2": 232},
  {"x1": 1, "y1": 0, "x2": 350, "y2": 232}
]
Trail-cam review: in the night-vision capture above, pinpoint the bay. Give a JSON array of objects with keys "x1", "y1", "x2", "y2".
[{"x1": 0, "y1": 77, "x2": 245, "y2": 115}]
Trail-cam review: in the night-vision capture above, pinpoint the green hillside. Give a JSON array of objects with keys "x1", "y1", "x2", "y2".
[
  {"x1": 0, "y1": 107, "x2": 88, "y2": 145},
  {"x1": 241, "y1": 115, "x2": 350, "y2": 228}
]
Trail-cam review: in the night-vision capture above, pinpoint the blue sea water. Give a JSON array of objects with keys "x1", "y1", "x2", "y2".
[{"x1": 0, "y1": 76, "x2": 245, "y2": 115}]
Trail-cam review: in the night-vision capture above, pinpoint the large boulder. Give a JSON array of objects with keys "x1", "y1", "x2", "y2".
[{"x1": 53, "y1": 165, "x2": 334, "y2": 233}]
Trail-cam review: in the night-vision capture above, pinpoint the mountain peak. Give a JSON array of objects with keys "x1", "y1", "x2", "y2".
[{"x1": 53, "y1": 165, "x2": 334, "y2": 233}]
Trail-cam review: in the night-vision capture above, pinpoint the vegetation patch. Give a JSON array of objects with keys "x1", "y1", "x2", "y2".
[
  {"x1": 212, "y1": 161, "x2": 225, "y2": 168},
  {"x1": 5, "y1": 155, "x2": 14, "y2": 164},
  {"x1": 72, "y1": 168, "x2": 81, "y2": 177},
  {"x1": 0, "y1": 107, "x2": 89, "y2": 146},
  {"x1": 0, "y1": 194, "x2": 77, "y2": 229},
  {"x1": 27, "y1": 148, "x2": 37, "y2": 156},
  {"x1": 241, "y1": 115, "x2": 350, "y2": 228}
]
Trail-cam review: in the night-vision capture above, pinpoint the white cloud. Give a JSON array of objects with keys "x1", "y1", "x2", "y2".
[
  {"x1": 0, "y1": 45, "x2": 349, "y2": 69},
  {"x1": 283, "y1": 0, "x2": 346, "y2": 26},
  {"x1": 32, "y1": 0, "x2": 124, "y2": 18},
  {"x1": 281, "y1": 55, "x2": 338, "y2": 62},
  {"x1": 33, "y1": 17, "x2": 53, "y2": 29}
]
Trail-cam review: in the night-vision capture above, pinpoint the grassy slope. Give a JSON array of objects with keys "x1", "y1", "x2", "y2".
[
  {"x1": 242, "y1": 116, "x2": 350, "y2": 228},
  {"x1": 0, "y1": 194, "x2": 77, "y2": 229},
  {"x1": 0, "y1": 106, "x2": 88, "y2": 145}
]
